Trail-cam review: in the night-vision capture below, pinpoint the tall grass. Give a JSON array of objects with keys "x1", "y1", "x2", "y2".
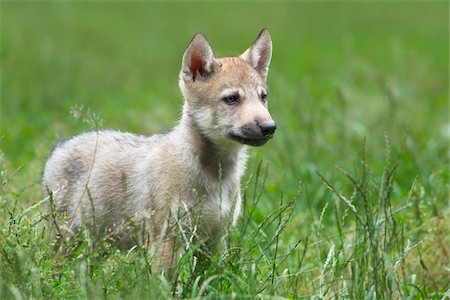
[
  {"x1": 0, "y1": 137, "x2": 447, "y2": 298},
  {"x1": 1, "y1": 1, "x2": 448, "y2": 299}
]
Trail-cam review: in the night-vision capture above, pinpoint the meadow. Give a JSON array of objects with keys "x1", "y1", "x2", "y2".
[{"x1": 1, "y1": 1, "x2": 449, "y2": 299}]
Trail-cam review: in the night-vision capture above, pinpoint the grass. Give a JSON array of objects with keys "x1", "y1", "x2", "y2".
[{"x1": 1, "y1": 1, "x2": 449, "y2": 299}]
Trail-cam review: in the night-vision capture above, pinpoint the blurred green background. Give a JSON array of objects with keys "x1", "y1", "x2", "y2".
[
  {"x1": 1, "y1": 1, "x2": 449, "y2": 296},
  {"x1": 2, "y1": 0, "x2": 448, "y2": 209}
]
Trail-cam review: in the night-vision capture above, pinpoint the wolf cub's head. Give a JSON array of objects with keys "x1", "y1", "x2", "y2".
[{"x1": 179, "y1": 29, "x2": 276, "y2": 148}]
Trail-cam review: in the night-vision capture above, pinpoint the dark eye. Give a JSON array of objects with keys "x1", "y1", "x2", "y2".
[
  {"x1": 222, "y1": 94, "x2": 239, "y2": 105},
  {"x1": 261, "y1": 92, "x2": 268, "y2": 102}
]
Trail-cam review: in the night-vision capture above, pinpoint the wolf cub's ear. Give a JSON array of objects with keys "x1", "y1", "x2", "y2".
[
  {"x1": 240, "y1": 28, "x2": 272, "y2": 81},
  {"x1": 182, "y1": 33, "x2": 219, "y2": 82}
]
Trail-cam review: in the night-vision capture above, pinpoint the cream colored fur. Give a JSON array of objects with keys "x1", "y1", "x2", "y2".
[{"x1": 43, "y1": 29, "x2": 275, "y2": 268}]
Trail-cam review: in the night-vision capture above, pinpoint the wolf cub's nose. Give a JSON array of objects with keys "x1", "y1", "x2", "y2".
[{"x1": 259, "y1": 121, "x2": 277, "y2": 136}]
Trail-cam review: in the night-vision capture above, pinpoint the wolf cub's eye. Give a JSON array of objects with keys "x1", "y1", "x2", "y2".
[
  {"x1": 222, "y1": 94, "x2": 240, "y2": 105},
  {"x1": 261, "y1": 92, "x2": 268, "y2": 102}
]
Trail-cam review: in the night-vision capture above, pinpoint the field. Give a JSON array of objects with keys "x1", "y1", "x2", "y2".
[{"x1": 1, "y1": 1, "x2": 449, "y2": 299}]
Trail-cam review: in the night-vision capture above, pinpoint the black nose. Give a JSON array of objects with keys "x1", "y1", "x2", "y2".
[{"x1": 259, "y1": 121, "x2": 277, "y2": 136}]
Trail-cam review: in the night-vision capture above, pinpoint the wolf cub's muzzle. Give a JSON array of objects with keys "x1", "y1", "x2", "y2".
[{"x1": 229, "y1": 120, "x2": 276, "y2": 146}]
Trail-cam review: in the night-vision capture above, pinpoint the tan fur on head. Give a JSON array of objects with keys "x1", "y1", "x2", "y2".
[{"x1": 180, "y1": 28, "x2": 275, "y2": 148}]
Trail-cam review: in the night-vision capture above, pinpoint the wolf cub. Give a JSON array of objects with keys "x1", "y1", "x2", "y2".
[{"x1": 43, "y1": 29, "x2": 276, "y2": 267}]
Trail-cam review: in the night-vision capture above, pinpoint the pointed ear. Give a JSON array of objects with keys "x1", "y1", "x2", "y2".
[
  {"x1": 181, "y1": 33, "x2": 219, "y2": 82},
  {"x1": 240, "y1": 28, "x2": 272, "y2": 81}
]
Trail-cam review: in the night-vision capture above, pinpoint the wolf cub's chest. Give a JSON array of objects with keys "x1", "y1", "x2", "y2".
[{"x1": 177, "y1": 175, "x2": 237, "y2": 223}]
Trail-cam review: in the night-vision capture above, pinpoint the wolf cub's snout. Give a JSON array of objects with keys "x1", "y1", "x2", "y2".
[{"x1": 43, "y1": 28, "x2": 275, "y2": 269}]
